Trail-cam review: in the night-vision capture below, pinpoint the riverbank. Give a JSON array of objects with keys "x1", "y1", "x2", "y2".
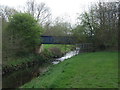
[
  {"x1": 2, "y1": 44, "x2": 74, "y2": 75},
  {"x1": 3, "y1": 63, "x2": 51, "y2": 88},
  {"x1": 2, "y1": 44, "x2": 75, "y2": 88},
  {"x1": 3, "y1": 44, "x2": 74, "y2": 66},
  {"x1": 21, "y1": 51, "x2": 118, "y2": 88}
]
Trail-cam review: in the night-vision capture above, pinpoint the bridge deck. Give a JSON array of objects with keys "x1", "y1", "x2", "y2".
[{"x1": 40, "y1": 36, "x2": 76, "y2": 44}]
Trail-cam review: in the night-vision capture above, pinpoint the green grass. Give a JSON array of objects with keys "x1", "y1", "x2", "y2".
[
  {"x1": 43, "y1": 44, "x2": 74, "y2": 53},
  {"x1": 3, "y1": 44, "x2": 73, "y2": 67},
  {"x1": 21, "y1": 51, "x2": 118, "y2": 88}
]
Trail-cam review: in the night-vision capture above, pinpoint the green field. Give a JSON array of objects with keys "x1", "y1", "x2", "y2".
[
  {"x1": 43, "y1": 44, "x2": 74, "y2": 53},
  {"x1": 21, "y1": 51, "x2": 118, "y2": 88}
]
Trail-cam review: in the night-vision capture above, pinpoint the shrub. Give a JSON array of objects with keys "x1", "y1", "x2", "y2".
[
  {"x1": 49, "y1": 47, "x2": 63, "y2": 58},
  {"x1": 7, "y1": 13, "x2": 43, "y2": 56}
]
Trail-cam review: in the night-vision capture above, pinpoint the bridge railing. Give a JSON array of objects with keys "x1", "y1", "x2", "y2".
[
  {"x1": 40, "y1": 36, "x2": 77, "y2": 44},
  {"x1": 77, "y1": 43, "x2": 93, "y2": 52},
  {"x1": 40, "y1": 36, "x2": 94, "y2": 52}
]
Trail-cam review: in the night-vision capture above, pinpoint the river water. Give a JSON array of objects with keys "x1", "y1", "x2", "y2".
[
  {"x1": 52, "y1": 47, "x2": 80, "y2": 64},
  {"x1": 2, "y1": 47, "x2": 80, "y2": 88}
]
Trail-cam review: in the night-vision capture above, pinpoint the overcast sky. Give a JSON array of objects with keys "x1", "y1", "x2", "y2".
[{"x1": 0, "y1": 0, "x2": 100, "y2": 24}]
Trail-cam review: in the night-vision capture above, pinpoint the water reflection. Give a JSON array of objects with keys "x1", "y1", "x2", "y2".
[{"x1": 2, "y1": 64, "x2": 49, "y2": 88}]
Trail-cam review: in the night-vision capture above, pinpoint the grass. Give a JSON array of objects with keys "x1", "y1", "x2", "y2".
[
  {"x1": 43, "y1": 44, "x2": 74, "y2": 53},
  {"x1": 3, "y1": 44, "x2": 74, "y2": 67},
  {"x1": 21, "y1": 51, "x2": 118, "y2": 88}
]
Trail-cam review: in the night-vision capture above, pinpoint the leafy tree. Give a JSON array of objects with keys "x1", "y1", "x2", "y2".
[
  {"x1": 2, "y1": 18, "x2": 10, "y2": 60},
  {"x1": 7, "y1": 13, "x2": 43, "y2": 55},
  {"x1": 94, "y1": 2, "x2": 118, "y2": 49},
  {"x1": 72, "y1": 25, "x2": 87, "y2": 43},
  {"x1": 74, "y1": 11, "x2": 98, "y2": 44},
  {"x1": 43, "y1": 18, "x2": 72, "y2": 36},
  {"x1": 75, "y1": 1, "x2": 119, "y2": 50}
]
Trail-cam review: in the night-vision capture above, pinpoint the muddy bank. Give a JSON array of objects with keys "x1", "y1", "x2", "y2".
[
  {"x1": 2, "y1": 59, "x2": 45, "y2": 76},
  {"x1": 2, "y1": 53, "x2": 63, "y2": 76},
  {"x1": 2, "y1": 64, "x2": 50, "y2": 88}
]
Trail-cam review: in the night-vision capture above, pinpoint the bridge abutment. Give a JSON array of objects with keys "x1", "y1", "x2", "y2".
[{"x1": 36, "y1": 44, "x2": 44, "y2": 54}]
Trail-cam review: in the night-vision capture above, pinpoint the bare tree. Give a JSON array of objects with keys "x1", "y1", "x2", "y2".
[
  {"x1": 25, "y1": 0, "x2": 51, "y2": 26},
  {"x1": 0, "y1": 5, "x2": 17, "y2": 21},
  {"x1": 43, "y1": 17, "x2": 72, "y2": 36}
]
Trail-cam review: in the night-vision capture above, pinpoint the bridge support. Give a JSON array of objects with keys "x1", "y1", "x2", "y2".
[{"x1": 36, "y1": 44, "x2": 44, "y2": 54}]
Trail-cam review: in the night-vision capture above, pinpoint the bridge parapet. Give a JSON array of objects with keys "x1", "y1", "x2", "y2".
[
  {"x1": 40, "y1": 36, "x2": 93, "y2": 52},
  {"x1": 40, "y1": 36, "x2": 77, "y2": 44}
]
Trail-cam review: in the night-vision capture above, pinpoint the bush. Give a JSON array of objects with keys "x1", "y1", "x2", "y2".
[
  {"x1": 49, "y1": 47, "x2": 63, "y2": 58},
  {"x1": 7, "y1": 13, "x2": 43, "y2": 56},
  {"x1": 40, "y1": 49, "x2": 54, "y2": 59}
]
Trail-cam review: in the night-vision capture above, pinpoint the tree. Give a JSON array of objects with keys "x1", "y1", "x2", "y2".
[
  {"x1": 76, "y1": 1, "x2": 119, "y2": 50},
  {"x1": 25, "y1": 0, "x2": 51, "y2": 26},
  {"x1": 72, "y1": 25, "x2": 87, "y2": 43},
  {"x1": 76, "y1": 10, "x2": 98, "y2": 43},
  {"x1": 43, "y1": 18, "x2": 72, "y2": 36},
  {"x1": 94, "y1": 1, "x2": 118, "y2": 48},
  {"x1": 0, "y1": 5, "x2": 17, "y2": 21},
  {"x1": 2, "y1": 17, "x2": 9, "y2": 60},
  {"x1": 7, "y1": 13, "x2": 43, "y2": 55}
]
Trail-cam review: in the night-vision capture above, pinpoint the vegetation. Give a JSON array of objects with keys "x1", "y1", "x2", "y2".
[
  {"x1": 8, "y1": 13, "x2": 42, "y2": 53},
  {"x1": 73, "y1": 2, "x2": 118, "y2": 50},
  {"x1": 21, "y1": 51, "x2": 118, "y2": 88},
  {"x1": 25, "y1": 0, "x2": 51, "y2": 26},
  {"x1": 3, "y1": 13, "x2": 43, "y2": 61},
  {"x1": 44, "y1": 44, "x2": 74, "y2": 53},
  {"x1": 1, "y1": 0, "x2": 119, "y2": 88},
  {"x1": 38, "y1": 44, "x2": 75, "y2": 60},
  {"x1": 3, "y1": 54, "x2": 42, "y2": 67},
  {"x1": 43, "y1": 20, "x2": 72, "y2": 36},
  {"x1": 3, "y1": 44, "x2": 74, "y2": 67}
]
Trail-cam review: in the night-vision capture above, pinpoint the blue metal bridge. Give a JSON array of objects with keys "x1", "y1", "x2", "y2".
[
  {"x1": 40, "y1": 36, "x2": 93, "y2": 52},
  {"x1": 40, "y1": 36, "x2": 76, "y2": 44}
]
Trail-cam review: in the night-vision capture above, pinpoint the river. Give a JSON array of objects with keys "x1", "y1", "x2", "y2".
[{"x1": 2, "y1": 47, "x2": 80, "y2": 88}]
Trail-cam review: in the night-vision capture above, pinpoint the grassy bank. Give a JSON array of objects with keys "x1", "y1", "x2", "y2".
[
  {"x1": 43, "y1": 44, "x2": 74, "y2": 53},
  {"x1": 3, "y1": 44, "x2": 74, "y2": 67},
  {"x1": 21, "y1": 51, "x2": 118, "y2": 88}
]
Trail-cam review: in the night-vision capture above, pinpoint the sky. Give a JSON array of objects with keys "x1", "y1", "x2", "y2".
[{"x1": 0, "y1": 0, "x2": 100, "y2": 25}]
